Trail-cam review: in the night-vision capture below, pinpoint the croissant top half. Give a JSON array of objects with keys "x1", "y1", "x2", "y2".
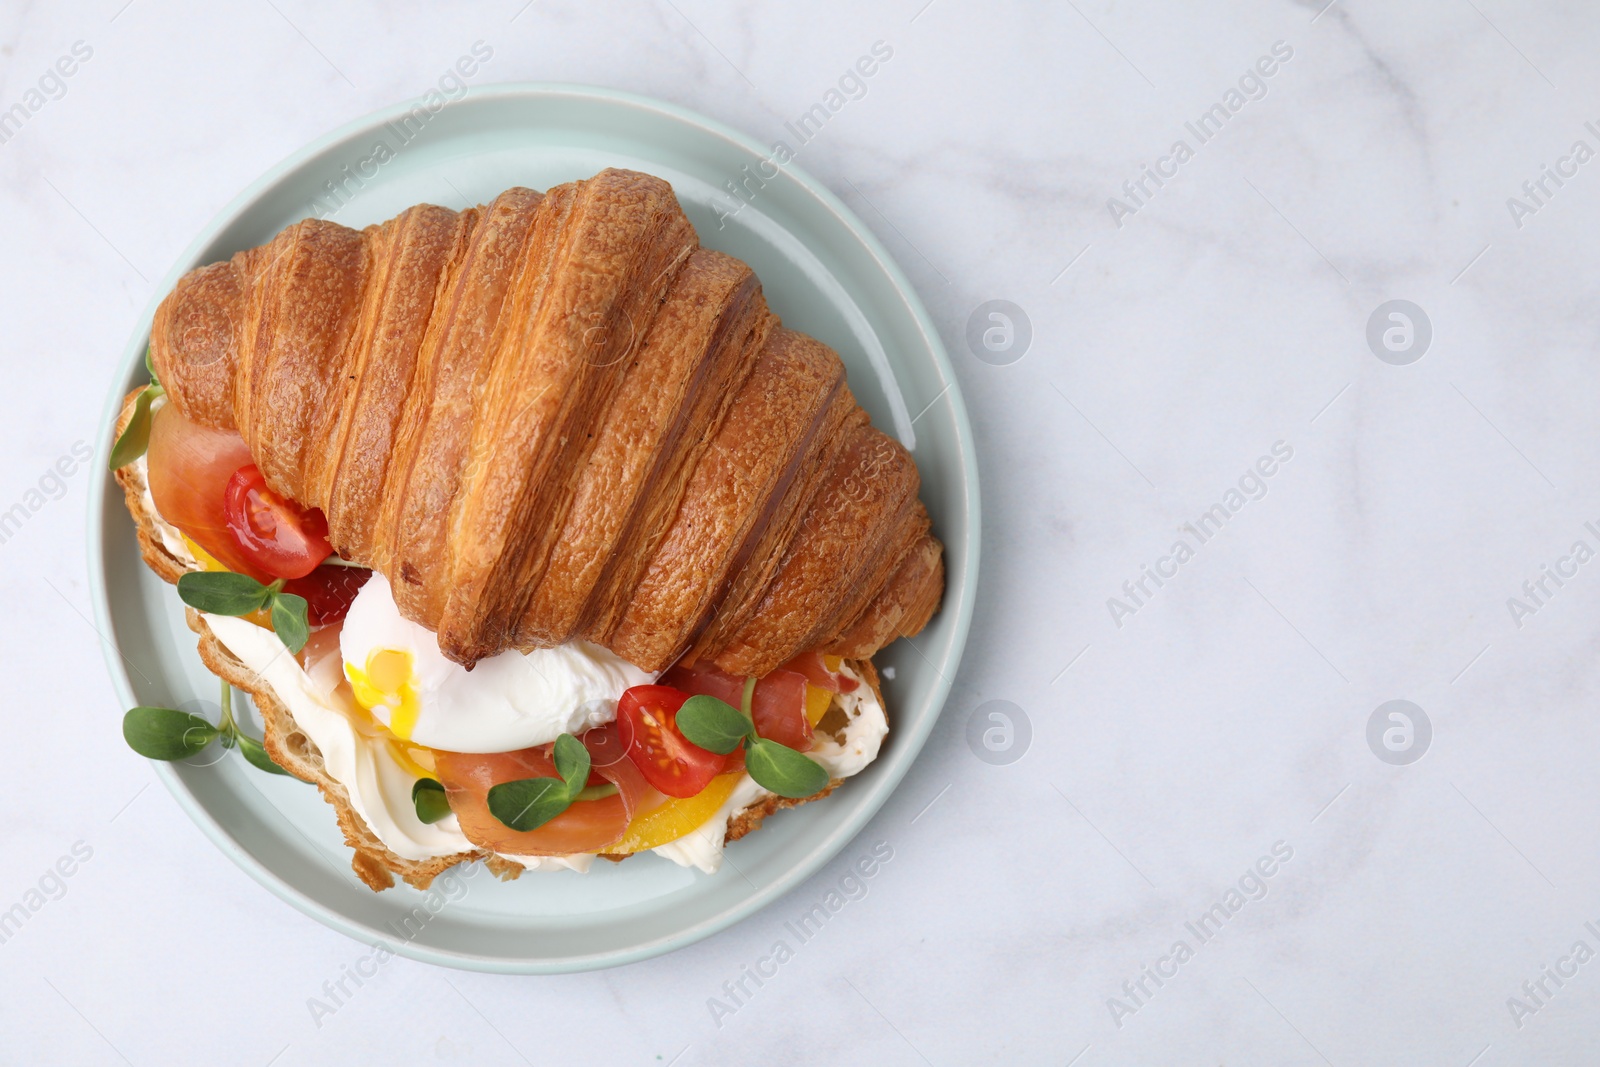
[{"x1": 149, "y1": 168, "x2": 944, "y2": 675}]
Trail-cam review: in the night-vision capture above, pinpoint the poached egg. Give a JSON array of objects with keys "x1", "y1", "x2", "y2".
[{"x1": 339, "y1": 573, "x2": 654, "y2": 753}]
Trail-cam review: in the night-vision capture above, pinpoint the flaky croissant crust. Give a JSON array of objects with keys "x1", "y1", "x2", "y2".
[{"x1": 150, "y1": 168, "x2": 943, "y2": 675}]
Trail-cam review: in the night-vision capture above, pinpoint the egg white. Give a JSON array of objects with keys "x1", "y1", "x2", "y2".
[{"x1": 339, "y1": 573, "x2": 655, "y2": 753}]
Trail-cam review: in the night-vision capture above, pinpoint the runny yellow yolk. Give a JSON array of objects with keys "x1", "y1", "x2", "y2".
[
  {"x1": 387, "y1": 739, "x2": 437, "y2": 780},
  {"x1": 345, "y1": 648, "x2": 422, "y2": 742},
  {"x1": 345, "y1": 703, "x2": 436, "y2": 780}
]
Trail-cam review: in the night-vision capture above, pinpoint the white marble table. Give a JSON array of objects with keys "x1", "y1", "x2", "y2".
[{"x1": 6, "y1": 0, "x2": 1600, "y2": 1063}]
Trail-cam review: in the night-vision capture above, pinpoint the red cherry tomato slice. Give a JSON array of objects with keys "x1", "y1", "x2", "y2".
[
  {"x1": 654, "y1": 664, "x2": 745, "y2": 774},
  {"x1": 222, "y1": 464, "x2": 333, "y2": 579},
  {"x1": 145, "y1": 404, "x2": 270, "y2": 580},
  {"x1": 618, "y1": 685, "x2": 729, "y2": 798},
  {"x1": 657, "y1": 663, "x2": 814, "y2": 753},
  {"x1": 282, "y1": 564, "x2": 372, "y2": 626}
]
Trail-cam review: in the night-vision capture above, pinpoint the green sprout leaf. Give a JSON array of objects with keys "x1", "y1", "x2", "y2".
[
  {"x1": 487, "y1": 776, "x2": 576, "y2": 832},
  {"x1": 412, "y1": 779, "x2": 452, "y2": 824},
  {"x1": 270, "y1": 592, "x2": 310, "y2": 653},
  {"x1": 486, "y1": 732, "x2": 594, "y2": 831},
  {"x1": 123, "y1": 706, "x2": 219, "y2": 761},
  {"x1": 108, "y1": 383, "x2": 164, "y2": 471},
  {"x1": 745, "y1": 738, "x2": 831, "y2": 799},
  {"x1": 125, "y1": 680, "x2": 306, "y2": 781},
  {"x1": 174, "y1": 568, "x2": 309, "y2": 655},
  {"x1": 676, "y1": 694, "x2": 752, "y2": 755},
  {"x1": 552, "y1": 732, "x2": 590, "y2": 795},
  {"x1": 236, "y1": 733, "x2": 293, "y2": 776},
  {"x1": 176, "y1": 571, "x2": 271, "y2": 616},
  {"x1": 574, "y1": 782, "x2": 619, "y2": 802},
  {"x1": 144, "y1": 345, "x2": 159, "y2": 386}
]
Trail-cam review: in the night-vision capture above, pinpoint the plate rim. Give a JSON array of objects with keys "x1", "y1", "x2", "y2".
[{"x1": 88, "y1": 81, "x2": 981, "y2": 973}]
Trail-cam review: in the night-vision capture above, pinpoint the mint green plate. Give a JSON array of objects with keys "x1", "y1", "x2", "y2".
[{"x1": 89, "y1": 84, "x2": 978, "y2": 973}]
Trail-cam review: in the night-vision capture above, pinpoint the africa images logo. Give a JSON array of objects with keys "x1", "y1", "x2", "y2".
[
  {"x1": 1105, "y1": 841, "x2": 1295, "y2": 1029},
  {"x1": 711, "y1": 41, "x2": 895, "y2": 229},
  {"x1": 1106, "y1": 442, "x2": 1293, "y2": 628},
  {"x1": 1105, "y1": 40, "x2": 1294, "y2": 228},
  {"x1": 307, "y1": 42, "x2": 493, "y2": 220},
  {"x1": 0, "y1": 40, "x2": 93, "y2": 147}
]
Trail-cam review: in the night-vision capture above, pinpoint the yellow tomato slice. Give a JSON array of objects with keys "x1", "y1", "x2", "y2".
[
  {"x1": 602, "y1": 773, "x2": 743, "y2": 854},
  {"x1": 804, "y1": 683, "x2": 832, "y2": 726},
  {"x1": 183, "y1": 534, "x2": 275, "y2": 629},
  {"x1": 182, "y1": 533, "x2": 228, "y2": 571}
]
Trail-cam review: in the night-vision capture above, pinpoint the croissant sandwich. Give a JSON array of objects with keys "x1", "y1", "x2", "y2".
[{"x1": 111, "y1": 168, "x2": 943, "y2": 891}]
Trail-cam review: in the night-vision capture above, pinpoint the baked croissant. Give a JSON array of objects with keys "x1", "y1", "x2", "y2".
[{"x1": 149, "y1": 168, "x2": 943, "y2": 675}]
